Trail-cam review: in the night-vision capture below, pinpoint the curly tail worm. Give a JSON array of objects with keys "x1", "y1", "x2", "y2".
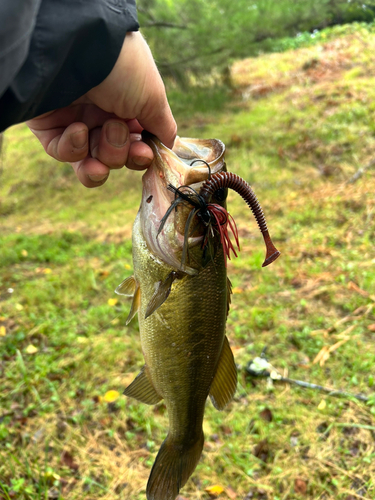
[{"x1": 199, "y1": 172, "x2": 280, "y2": 267}]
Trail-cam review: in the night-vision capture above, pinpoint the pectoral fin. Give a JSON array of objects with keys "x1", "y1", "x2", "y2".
[
  {"x1": 115, "y1": 276, "x2": 136, "y2": 296},
  {"x1": 124, "y1": 365, "x2": 162, "y2": 405},
  {"x1": 145, "y1": 271, "x2": 182, "y2": 319},
  {"x1": 126, "y1": 283, "x2": 141, "y2": 325},
  {"x1": 209, "y1": 336, "x2": 237, "y2": 410}
]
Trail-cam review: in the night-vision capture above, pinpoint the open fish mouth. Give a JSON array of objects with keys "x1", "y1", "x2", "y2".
[
  {"x1": 139, "y1": 132, "x2": 280, "y2": 275},
  {"x1": 139, "y1": 133, "x2": 227, "y2": 274}
]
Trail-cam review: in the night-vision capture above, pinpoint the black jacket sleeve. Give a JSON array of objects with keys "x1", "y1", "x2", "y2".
[{"x1": 0, "y1": 0, "x2": 139, "y2": 132}]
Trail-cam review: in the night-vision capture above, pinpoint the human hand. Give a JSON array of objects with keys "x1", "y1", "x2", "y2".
[{"x1": 27, "y1": 32, "x2": 176, "y2": 187}]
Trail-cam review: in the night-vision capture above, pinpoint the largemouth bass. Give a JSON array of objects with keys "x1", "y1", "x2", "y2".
[{"x1": 116, "y1": 133, "x2": 279, "y2": 500}]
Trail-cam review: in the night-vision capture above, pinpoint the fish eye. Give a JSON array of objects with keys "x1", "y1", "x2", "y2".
[{"x1": 213, "y1": 187, "x2": 228, "y2": 202}]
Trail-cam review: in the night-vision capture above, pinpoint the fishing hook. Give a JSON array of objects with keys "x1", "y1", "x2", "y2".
[{"x1": 190, "y1": 159, "x2": 211, "y2": 180}]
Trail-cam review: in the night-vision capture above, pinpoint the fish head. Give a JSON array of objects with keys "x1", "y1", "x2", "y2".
[{"x1": 139, "y1": 132, "x2": 227, "y2": 275}]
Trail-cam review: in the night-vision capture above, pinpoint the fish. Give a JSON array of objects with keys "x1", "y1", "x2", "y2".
[{"x1": 116, "y1": 132, "x2": 280, "y2": 500}]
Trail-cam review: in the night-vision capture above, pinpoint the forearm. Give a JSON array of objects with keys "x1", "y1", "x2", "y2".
[{"x1": 0, "y1": 0, "x2": 138, "y2": 132}]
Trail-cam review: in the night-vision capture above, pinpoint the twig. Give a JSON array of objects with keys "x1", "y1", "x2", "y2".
[
  {"x1": 346, "y1": 159, "x2": 375, "y2": 184},
  {"x1": 245, "y1": 357, "x2": 371, "y2": 403},
  {"x1": 281, "y1": 376, "x2": 369, "y2": 402}
]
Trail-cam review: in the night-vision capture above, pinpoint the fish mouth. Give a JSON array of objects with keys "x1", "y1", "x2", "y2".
[
  {"x1": 142, "y1": 131, "x2": 225, "y2": 187},
  {"x1": 140, "y1": 132, "x2": 226, "y2": 274}
]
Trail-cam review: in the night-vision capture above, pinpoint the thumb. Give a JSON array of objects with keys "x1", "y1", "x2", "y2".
[{"x1": 137, "y1": 83, "x2": 177, "y2": 149}]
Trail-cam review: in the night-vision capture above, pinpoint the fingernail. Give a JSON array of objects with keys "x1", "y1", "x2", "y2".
[
  {"x1": 71, "y1": 130, "x2": 87, "y2": 149},
  {"x1": 105, "y1": 122, "x2": 128, "y2": 147},
  {"x1": 133, "y1": 156, "x2": 152, "y2": 167},
  {"x1": 88, "y1": 174, "x2": 108, "y2": 182}
]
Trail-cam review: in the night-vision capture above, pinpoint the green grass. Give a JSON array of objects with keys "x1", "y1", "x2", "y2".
[{"x1": 1, "y1": 23, "x2": 375, "y2": 500}]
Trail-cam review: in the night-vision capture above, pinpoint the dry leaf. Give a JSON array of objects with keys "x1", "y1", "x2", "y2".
[
  {"x1": 368, "y1": 324, "x2": 375, "y2": 332},
  {"x1": 253, "y1": 439, "x2": 269, "y2": 462},
  {"x1": 25, "y1": 344, "x2": 38, "y2": 354},
  {"x1": 205, "y1": 485, "x2": 225, "y2": 497},
  {"x1": 317, "y1": 399, "x2": 326, "y2": 410},
  {"x1": 107, "y1": 298, "x2": 118, "y2": 307},
  {"x1": 226, "y1": 486, "x2": 237, "y2": 499},
  {"x1": 61, "y1": 450, "x2": 79, "y2": 471},
  {"x1": 103, "y1": 390, "x2": 120, "y2": 403},
  {"x1": 0, "y1": 326, "x2": 6, "y2": 337},
  {"x1": 43, "y1": 268, "x2": 52, "y2": 274},
  {"x1": 313, "y1": 335, "x2": 351, "y2": 366},
  {"x1": 21, "y1": 249, "x2": 28, "y2": 257},
  {"x1": 347, "y1": 281, "x2": 368, "y2": 297},
  {"x1": 313, "y1": 345, "x2": 330, "y2": 366},
  {"x1": 259, "y1": 408, "x2": 273, "y2": 422},
  {"x1": 76, "y1": 336, "x2": 89, "y2": 344},
  {"x1": 294, "y1": 478, "x2": 307, "y2": 494}
]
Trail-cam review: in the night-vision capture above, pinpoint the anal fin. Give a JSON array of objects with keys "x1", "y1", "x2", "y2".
[
  {"x1": 124, "y1": 365, "x2": 162, "y2": 405},
  {"x1": 209, "y1": 336, "x2": 237, "y2": 410}
]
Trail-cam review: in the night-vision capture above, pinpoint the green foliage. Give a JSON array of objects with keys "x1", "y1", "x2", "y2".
[{"x1": 139, "y1": 0, "x2": 375, "y2": 81}]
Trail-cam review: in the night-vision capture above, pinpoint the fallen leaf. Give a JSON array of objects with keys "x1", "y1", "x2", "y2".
[
  {"x1": 61, "y1": 450, "x2": 79, "y2": 471},
  {"x1": 317, "y1": 399, "x2": 326, "y2": 410},
  {"x1": 259, "y1": 408, "x2": 273, "y2": 422},
  {"x1": 103, "y1": 390, "x2": 120, "y2": 403},
  {"x1": 226, "y1": 486, "x2": 237, "y2": 499},
  {"x1": 294, "y1": 478, "x2": 307, "y2": 494},
  {"x1": 21, "y1": 249, "x2": 28, "y2": 257},
  {"x1": 368, "y1": 324, "x2": 375, "y2": 332},
  {"x1": 347, "y1": 281, "x2": 368, "y2": 297},
  {"x1": 253, "y1": 439, "x2": 269, "y2": 462},
  {"x1": 25, "y1": 344, "x2": 38, "y2": 354},
  {"x1": 205, "y1": 485, "x2": 225, "y2": 497},
  {"x1": 43, "y1": 268, "x2": 52, "y2": 274},
  {"x1": 0, "y1": 326, "x2": 6, "y2": 337},
  {"x1": 44, "y1": 470, "x2": 60, "y2": 481},
  {"x1": 15, "y1": 303, "x2": 23, "y2": 311},
  {"x1": 98, "y1": 269, "x2": 110, "y2": 277},
  {"x1": 313, "y1": 335, "x2": 351, "y2": 366},
  {"x1": 108, "y1": 298, "x2": 118, "y2": 307},
  {"x1": 313, "y1": 345, "x2": 330, "y2": 366},
  {"x1": 76, "y1": 336, "x2": 89, "y2": 344}
]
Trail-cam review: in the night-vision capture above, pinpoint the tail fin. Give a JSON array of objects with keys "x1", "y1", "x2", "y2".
[{"x1": 146, "y1": 431, "x2": 204, "y2": 500}]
